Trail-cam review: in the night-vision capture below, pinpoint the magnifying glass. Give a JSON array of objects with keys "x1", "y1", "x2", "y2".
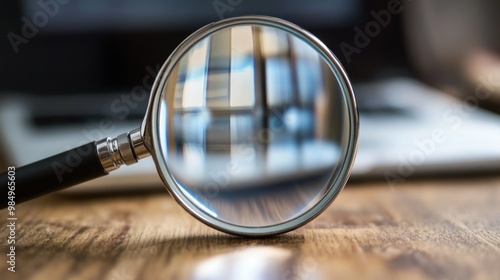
[{"x1": 1, "y1": 16, "x2": 358, "y2": 237}]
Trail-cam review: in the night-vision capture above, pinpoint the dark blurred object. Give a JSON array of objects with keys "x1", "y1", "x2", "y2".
[
  {"x1": 4, "y1": 0, "x2": 500, "y2": 184},
  {"x1": 0, "y1": 0, "x2": 411, "y2": 95},
  {"x1": 404, "y1": 0, "x2": 500, "y2": 113}
]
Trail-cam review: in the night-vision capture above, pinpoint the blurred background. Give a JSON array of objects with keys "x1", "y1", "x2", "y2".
[
  {"x1": 1, "y1": 0, "x2": 500, "y2": 190},
  {"x1": 0, "y1": 0, "x2": 409, "y2": 93}
]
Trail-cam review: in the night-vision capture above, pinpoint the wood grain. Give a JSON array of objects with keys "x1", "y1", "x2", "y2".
[{"x1": 0, "y1": 176, "x2": 499, "y2": 280}]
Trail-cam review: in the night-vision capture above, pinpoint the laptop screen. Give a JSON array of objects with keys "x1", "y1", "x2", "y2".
[{"x1": 22, "y1": 0, "x2": 361, "y2": 31}]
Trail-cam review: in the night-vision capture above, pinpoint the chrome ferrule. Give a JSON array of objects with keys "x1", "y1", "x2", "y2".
[{"x1": 95, "y1": 128, "x2": 149, "y2": 173}]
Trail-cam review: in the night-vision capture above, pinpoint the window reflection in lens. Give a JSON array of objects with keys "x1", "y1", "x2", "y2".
[{"x1": 159, "y1": 24, "x2": 347, "y2": 227}]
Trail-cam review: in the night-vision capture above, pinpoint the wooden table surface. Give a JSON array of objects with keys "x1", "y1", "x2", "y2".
[{"x1": 0, "y1": 176, "x2": 499, "y2": 280}]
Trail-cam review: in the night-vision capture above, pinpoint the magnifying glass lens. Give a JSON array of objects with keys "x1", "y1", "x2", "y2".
[{"x1": 154, "y1": 21, "x2": 355, "y2": 234}]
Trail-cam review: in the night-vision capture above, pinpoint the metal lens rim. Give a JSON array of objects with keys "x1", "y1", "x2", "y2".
[{"x1": 148, "y1": 15, "x2": 359, "y2": 237}]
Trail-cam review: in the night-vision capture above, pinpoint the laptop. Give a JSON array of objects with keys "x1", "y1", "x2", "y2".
[
  {"x1": 2, "y1": 1, "x2": 500, "y2": 192},
  {"x1": 2, "y1": 76, "x2": 500, "y2": 193}
]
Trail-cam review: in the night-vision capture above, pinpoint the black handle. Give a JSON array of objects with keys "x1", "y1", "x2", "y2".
[{"x1": 1, "y1": 142, "x2": 107, "y2": 208}]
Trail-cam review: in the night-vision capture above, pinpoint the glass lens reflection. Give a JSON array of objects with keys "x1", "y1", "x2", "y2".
[{"x1": 158, "y1": 24, "x2": 347, "y2": 227}]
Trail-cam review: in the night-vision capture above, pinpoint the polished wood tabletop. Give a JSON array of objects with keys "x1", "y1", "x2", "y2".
[{"x1": 0, "y1": 176, "x2": 499, "y2": 280}]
